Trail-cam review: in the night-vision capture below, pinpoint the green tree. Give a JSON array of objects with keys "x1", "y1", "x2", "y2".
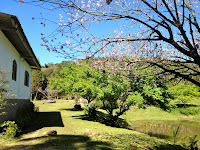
[
  {"x1": 169, "y1": 81, "x2": 200, "y2": 107},
  {"x1": 48, "y1": 62, "x2": 100, "y2": 103},
  {"x1": 31, "y1": 69, "x2": 42, "y2": 100},
  {"x1": 130, "y1": 74, "x2": 174, "y2": 111},
  {"x1": 0, "y1": 70, "x2": 9, "y2": 116},
  {"x1": 97, "y1": 73, "x2": 134, "y2": 126},
  {"x1": 48, "y1": 62, "x2": 79, "y2": 96},
  {"x1": 72, "y1": 66, "x2": 103, "y2": 104}
]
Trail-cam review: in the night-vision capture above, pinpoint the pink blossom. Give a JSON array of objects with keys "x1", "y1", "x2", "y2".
[
  {"x1": 114, "y1": 30, "x2": 118, "y2": 34},
  {"x1": 96, "y1": 2, "x2": 100, "y2": 7},
  {"x1": 19, "y1": 0, "x2": 24, "y2": 3},
  {"x1": 66, "y1": 40, "x2": 72, "y2": 45}
]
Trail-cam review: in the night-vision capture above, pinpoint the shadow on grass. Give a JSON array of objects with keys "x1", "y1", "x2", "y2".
[
  {"x1": 153, "y1": 144, "x2": 188, "y2": 150},
  {"x1": 176, "y1": 104, "x2": 199, "y2": 108},
  {"x1": 60, "y1": 108, "x2": 84, "y2": 111},
  {"x1": 21, "y1": 112, "x2": 64, "y2": 134},
  {"x1": 71, "y1": 110, "x2": 130, "y2": 129},
  {"x1": 147, "y1": 132, "x2": 171, "y2": 139},
  {"x1": 2, "y1": 135, "x2": 112, "y2": 150}
]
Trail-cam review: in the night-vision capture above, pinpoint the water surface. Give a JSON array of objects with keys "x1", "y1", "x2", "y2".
[{"x1": 131, "y1": 120, "x2": 200, "y2": 147}]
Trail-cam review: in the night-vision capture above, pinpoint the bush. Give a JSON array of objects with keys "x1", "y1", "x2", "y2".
[
  {"x1": 1, "y1": 121, "x2": 20, "y2": 140},
  {"x1": 30, "y1": 101, "x2": 39, "y2": 112},
  {"x1": 179, "y1": 108, "x2": 200, "y2": 116},
  {"x1": 15, "y1": 102, "x2": 38, "y2": 130},
  {"x1": 84, "y1": 103, "x2": 98, "y2": 120}
]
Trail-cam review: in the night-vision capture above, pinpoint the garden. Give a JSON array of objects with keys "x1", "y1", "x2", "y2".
[{"x1": 0, "y1": 61, "x2": 200, "y2": 150}]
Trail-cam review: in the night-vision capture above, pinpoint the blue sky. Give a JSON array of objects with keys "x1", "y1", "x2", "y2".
[
  {"x1": 1, "y1": 0, "x2": 66, "y2": 66},
  {"x1": 2, "y1": 0, "x2": 199, "y2": 66}
]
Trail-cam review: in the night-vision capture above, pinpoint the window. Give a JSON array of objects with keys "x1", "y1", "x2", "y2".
[
  {"x1": 12, "y1": 60, "x2": 17, "y2": 81},
  {"x1": 24, "y1": 71, "x2": 29, "y2": 87}
]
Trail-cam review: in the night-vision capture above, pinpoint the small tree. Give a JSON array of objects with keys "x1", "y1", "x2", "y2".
[
  {"x1": 169, "y1": 82, "x2": 200, "y2": 107},
  {"x1": 38, "y1": 88, "x2": 58, "y2": 100},
  {"x1": 31, "y1": 69, "x2": 42, "y2": 100},
  {"x1": 73, "y1": 80, "x2": 99, "y2": 104},
  {"x1": 97, "y1": 73, "x2": 134, "y2": 126},
  {"x1": 72, "y1": 67, "x2": 102, "y2": 104},
  {"x1": 0, "y1": 70, "x2": 9, "y2": 116}
]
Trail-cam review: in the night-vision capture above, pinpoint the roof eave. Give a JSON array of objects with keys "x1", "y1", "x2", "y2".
[{"x1": 0, "y1": 12, "x2": 41, "y2": 69}]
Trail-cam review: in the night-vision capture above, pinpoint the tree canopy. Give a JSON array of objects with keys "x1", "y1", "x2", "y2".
[{"x1": 19, "y1": 0, "x2": 200, "y2": 86}]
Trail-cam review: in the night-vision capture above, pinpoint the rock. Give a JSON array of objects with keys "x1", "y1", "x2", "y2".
[
  {"x1": 92, "y1": 132, "x2": 100, "y2": 136},
  {"x1": 84, "y1": 129, "x2": 91, "y2": 136},
  {"x1": 129, "y1": 145, "x2": 151, "y2": 150},
  {"x1": 46, "y1": 130, "x2": 57, "y2": 136},
  {"x1": 79, "y1": 98, "x2": 88, "y2": 104},
  {"x1": 42, "y1": 100, "x2": 56, "y2": 104},
  {"x1": 84, "y1": 129, "x2": 100, "y2": 137},
  {"x1": 74, "y1": 104, "x2": 82, "y2": 109}
]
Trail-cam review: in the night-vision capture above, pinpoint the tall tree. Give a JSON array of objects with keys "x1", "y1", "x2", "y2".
[{"x1": 19, "y1": 0, "x2": 200, "y2": 86}]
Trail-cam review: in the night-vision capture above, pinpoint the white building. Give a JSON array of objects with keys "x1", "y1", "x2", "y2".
[{"x1": 0, "y1": 12, "x2": 41, "y2": 122}]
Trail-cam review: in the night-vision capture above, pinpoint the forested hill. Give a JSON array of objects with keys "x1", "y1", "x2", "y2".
[{"x1": 31, "y1": 60, "x2": 200, "y2": 110}]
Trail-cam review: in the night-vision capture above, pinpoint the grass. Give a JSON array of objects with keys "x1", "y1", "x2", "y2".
[{"x1": 0, "y1": 100, "x2": 199, "y2": 150}]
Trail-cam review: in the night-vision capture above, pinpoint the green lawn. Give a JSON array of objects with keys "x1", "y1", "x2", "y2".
[{"x1": 1, "y1": 100, "x2": 199, "y2": 150}]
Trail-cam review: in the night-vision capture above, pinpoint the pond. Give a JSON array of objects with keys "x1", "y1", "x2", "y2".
[{"x1": 131, "y1": 120, "x2": 200, "y2": 147}]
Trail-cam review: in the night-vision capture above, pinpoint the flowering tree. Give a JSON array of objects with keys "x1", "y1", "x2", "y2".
[{"x1": 19, "y1": 0, "x2": 200, "y2": 86}]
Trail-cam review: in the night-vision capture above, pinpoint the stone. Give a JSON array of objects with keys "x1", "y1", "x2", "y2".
[
  {"x1": 74, "y1": 104, "x2": 82, "y2": 109},
  {"x1": 46, "y1": 130, "x2": 57, "y2": 136},
  {"x1": 42, "y1": 100, "x2": 56, "y2": 104},
  {"x1": 129, "y1": 145, "x2": 151, "y2": 150},
  {"x1": 92, "y1": 132, "x2": 100, "y2": 136}
]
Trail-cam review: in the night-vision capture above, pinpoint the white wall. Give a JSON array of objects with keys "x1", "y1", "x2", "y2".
[{"x1": 0, "y1": 30, "x2": 32, "y2": 100}]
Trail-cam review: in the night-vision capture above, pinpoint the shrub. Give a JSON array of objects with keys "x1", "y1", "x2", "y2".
[
  {"x1": 1, "y1": 121, "x2": 20, "y2": 140},
  {"x1": 15, "y1": 102, "x2": 38, "y2": 130},
  {"x1": 84, "y1": 103, "x2": 98, "y2": 120},
  {"x1": 179, "y1": 108, "x2": 200, "y2": 116},
  {"x1": 30, "y1": 101, "x2": 39, "y2": 112}
]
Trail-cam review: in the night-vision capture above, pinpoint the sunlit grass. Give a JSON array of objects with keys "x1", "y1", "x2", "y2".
[{"x1": 1, "y1": 100, "x2": 198, "y2": 150}]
